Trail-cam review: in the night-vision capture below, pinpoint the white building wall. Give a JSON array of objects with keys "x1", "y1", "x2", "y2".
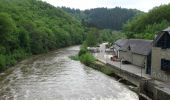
[
  {"x1": 151, "y1": 47, "x2": 170, "y2": 83},
  {"x1": 132, "y1": 54, "x2": 146, "y2": 68}
]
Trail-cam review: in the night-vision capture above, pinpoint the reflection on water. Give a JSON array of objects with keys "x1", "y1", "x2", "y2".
[{"x1": 0, "y1": 46, "x2": 138, "y2": 100}]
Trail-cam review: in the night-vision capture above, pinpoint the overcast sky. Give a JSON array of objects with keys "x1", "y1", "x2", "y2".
[{"x1": 42, "y1": 0, "x2": 170, "y2": 12}]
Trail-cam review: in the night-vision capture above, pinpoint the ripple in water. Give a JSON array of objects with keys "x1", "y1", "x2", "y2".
[{"x1": 0, "y1": 46, "x2": 138, "y2": 100}]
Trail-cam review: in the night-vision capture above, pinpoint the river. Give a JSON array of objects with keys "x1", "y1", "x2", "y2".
[{"x1": 0, "y1": 46, "x2": 138, "y2": 100}]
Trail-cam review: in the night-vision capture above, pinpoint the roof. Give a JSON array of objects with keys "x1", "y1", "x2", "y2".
[
  {"x1": 153, "y1": 27, "x2": 170, "y2": 46},
  {"x1": 162, "y1": 27, "x2": 170, "y2": 34},
  {"x1": 114, "y1": 39, "x2": 153, "y2": 56},
  {"x1": 114, "y1": 39, "x2": 128, "y2": 47}
]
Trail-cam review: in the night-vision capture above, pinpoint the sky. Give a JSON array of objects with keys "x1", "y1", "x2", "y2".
[{"x1": 42, "y1": 0, "x2": 170, "y2": 12}]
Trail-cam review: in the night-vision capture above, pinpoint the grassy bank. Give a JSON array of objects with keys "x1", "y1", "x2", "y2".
[
  {"x1": 72, "y1": 44, "x2": 137, "y2": 90},
  {"x1": 70, "y1": 44, "x2": 96, "y2": 66}
]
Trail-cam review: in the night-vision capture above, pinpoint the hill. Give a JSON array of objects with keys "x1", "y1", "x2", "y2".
[
  {"x1": 62, "y1": 7, "x2": 141, "y2": 30},
  {"x1": 123, "y1": 3, "x2": 170, "y2": 39},
  {"x1": 0, "y1": 0, "x2": 85, "y2": 71}
]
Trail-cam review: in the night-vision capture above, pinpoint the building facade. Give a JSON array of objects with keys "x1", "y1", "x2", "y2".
[
  {"x1": 114, "y1": 39, "x2": 152, "y2": 74},
  {"x1": 151, "y1": 27, "x2": 170, "y2": 83}
]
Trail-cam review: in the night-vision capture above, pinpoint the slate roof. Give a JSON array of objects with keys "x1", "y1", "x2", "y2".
[
  {"x1": 153, "y1": 27, "x2": 170, "y2": 46},
  {"x1": 114, "y1": 39, "x2": 128, "y2": 47},
  {"x1": 163, "y1": 27, "x2": 170, "y2": 34},
  {"x1": 114, "y1": 39, "x2": 153, "y2": 56}
]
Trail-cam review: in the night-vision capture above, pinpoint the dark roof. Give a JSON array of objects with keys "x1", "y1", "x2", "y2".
[
  {"x1": 114, "y1": 39, "x2": 128, "y2": 47},
  {"x1": 163, "y1": 27, "x2": 170, "y2": 34},
  {"x1": 115, "y1": 39, "x2": 153, "y2": 55},
  {"x1": 153, "y1": 27, "x2": 170, "y2": 46}
]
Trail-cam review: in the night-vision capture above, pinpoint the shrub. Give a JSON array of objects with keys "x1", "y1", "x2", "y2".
[
  {"x1": 78, "y1": 47, "x2": 88, "y2": 56},
  {"x1": 12, "y1": 49, "x2": 27, "y2": 60},
  {"x1": 0, "y1": 54, "x2": 6, "y2": 71},
  {"x1": 79, "y1": 52, "x2": 95, "y2": 65},
  {"x1": 5, "y1": 55, "x2": 17, "y2": 66}
]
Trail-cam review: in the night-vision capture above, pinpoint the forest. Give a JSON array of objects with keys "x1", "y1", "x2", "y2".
[
  {"x1": 0, "y1": 0, "x2": 85, "y2": 71},
  {"x1": 123, "y1": 3, "x2": 170, "y2": 39},
  {"x1": 62, "y1": 7, "x2": 141, "y2": 30}
]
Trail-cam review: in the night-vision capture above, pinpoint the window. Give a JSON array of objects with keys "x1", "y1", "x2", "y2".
[{"x1": 161, "y1": 59, "x2": 170, "y2": 71}]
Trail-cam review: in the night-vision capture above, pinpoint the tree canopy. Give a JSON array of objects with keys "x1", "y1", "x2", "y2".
[
  {"x1": 123, "y1": 3, "x2": 170, "y2": 39},
  {"x1": 0, "y1": 0, "x2": 85, "y2": 71},
  {"x1": 62, "y1": 7, "x2": 141, "y2": 30}
]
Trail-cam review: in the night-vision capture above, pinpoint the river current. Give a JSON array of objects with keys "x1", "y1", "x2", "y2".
[{"x1": 0, "y1": 46, "x2": 138, "y2": 100}]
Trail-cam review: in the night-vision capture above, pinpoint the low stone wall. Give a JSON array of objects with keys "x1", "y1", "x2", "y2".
[
  {"x1": 89, "y1": 61, "x2": 138, "y2": 87},
  {"x1": 141, "y1": 80, "x2": 170, "y2": 100},
  {"x1": 89, "y1": 60, "x2": 170, "y2": 100},
  {"x1": 89, "y1": 61, "x2": 115, "y2": 76},
  {"x1": 106, "y1": 63, "x2": 143, "y2": 86}
]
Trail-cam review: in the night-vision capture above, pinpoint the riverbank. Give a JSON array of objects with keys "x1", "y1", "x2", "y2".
[
  {"x1": 0, "y1": 45, "x2": 83, "y2": 76},
  {"x1": 0, "y1": 46, "x2": 138, "y2": 100},
  {"x1": 76, "y1": 45, "x2": 138, "y2": 90},
  {"x1": 0, "y1": 45, "x2": 81, "y2": 73}
]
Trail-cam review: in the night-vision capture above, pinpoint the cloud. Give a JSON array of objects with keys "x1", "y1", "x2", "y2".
[{"x1": 42, "y1": 0, "x2": 170, "y2": 12}]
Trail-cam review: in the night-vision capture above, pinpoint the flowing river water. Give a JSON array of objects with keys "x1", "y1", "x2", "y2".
[{"x1": 0, "y1": 46, "x2": 138, "y2": 100}]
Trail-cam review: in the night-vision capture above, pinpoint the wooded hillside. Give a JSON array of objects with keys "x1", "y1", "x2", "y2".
[
  {"x1": 0, "y1": 0, "x2": 85, "y2": 71},
  {"x1": 123, "y1": 3, "x2": 170, "y2": 39},
  {"x1": 62, "y1": 7, "x2": 141, "y2": 30}
]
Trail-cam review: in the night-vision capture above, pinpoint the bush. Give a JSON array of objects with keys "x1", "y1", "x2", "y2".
[
  {"x1": 0, "y1": 54, "x2": 6, "y2": 71},
  {"x1": 0, "y1": 45, "x2": 6, "y2": 54},
  {"x1": 12, "y1": 49, "x2": 27, "y2": 60},
  {"x1": 78, "y1": 43, "x2": 87, "y2": 56},
  {"x1": 5, "y1": 55, "x2": 17, "y2": 66},
  {"x1": 79, "y1": 52, "x2": 95, "y2": 65},
  {"x1": 78, "y1": 47, "x2": 88, "y2": 56}
]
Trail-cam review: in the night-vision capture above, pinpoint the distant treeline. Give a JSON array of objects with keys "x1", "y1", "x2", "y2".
[
  {"x1": 62, "y1": 7, "x2": 141, "y2": 30},
  {"x1": 0, "y1": 0, "x2": 85, "y2": 71},
  {"x1": 123, "y1": 3, "x2": 170, "y2": 39}
]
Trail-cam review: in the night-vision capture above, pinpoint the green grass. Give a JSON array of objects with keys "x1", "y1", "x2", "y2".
[{"x1": 79, "y1": 52, "x2": 95, "y2": 66}]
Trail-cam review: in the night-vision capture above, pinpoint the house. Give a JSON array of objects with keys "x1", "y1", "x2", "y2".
[
  {"x1": 113, "y1": 39, "x2": 128, "y2": 58},
  {"x1": 114, "y1": 39, "x2": 152, "y2": 74},
  {"x1": 151, "y1": 27, "x2": 170, "y2": 83}
]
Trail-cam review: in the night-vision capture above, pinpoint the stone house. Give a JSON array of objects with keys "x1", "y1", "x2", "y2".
[
  {"x1": 113, "y1": 39, "x2": 128, "y2": 58},
  {"x1": 114, "y1": 39, "x2": 152, "y2": 74},
  {"x1": 151, "y1": 27, "x2": 170, "y2": 82}
]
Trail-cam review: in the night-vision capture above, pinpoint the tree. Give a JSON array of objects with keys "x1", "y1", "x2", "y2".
[
  {"x1": 0, "y1": 13, "x2": 16, "y2": 44},
  {"x1": 123, "y1": 3, "x2": 170, "y2": 39},
  {"x1": 86, "y1": 28, "x2": 98, "y2": 47}
]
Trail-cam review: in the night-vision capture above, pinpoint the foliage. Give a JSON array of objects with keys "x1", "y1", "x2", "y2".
[
  {"x1": 0, "y1": 13, "x2": 15, "y2": 35},
  {"x1": 101, "y1": 30, "x2": 126, "y2": 43},
  {"x1": 84, "y1": 28, "x2": 126, "y2": 46},
  {"x1": 74, "y1": 43, "x2": 96, "y2": 65},
  {"x1": 85, "y1": 28, "x2": 99, "y2": 47},
  {"x1": 79, "y1": 52, "x2": 96, "y2": 66},
  {"x1": 0, "y1": 54, "x2": 6, "y2": 71},
  {"x1": 78, "y1": 47, "x2": 88, "y2": 57},
  {"x1": 0, "y1": 0, "x2": 85, "y2": 71},
  {"x1": 62, "y1": 7, "x2": 141, "y2": 30},
  {"x1": 123, "y1": 3, "x2": 170, "y2": 39}
]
